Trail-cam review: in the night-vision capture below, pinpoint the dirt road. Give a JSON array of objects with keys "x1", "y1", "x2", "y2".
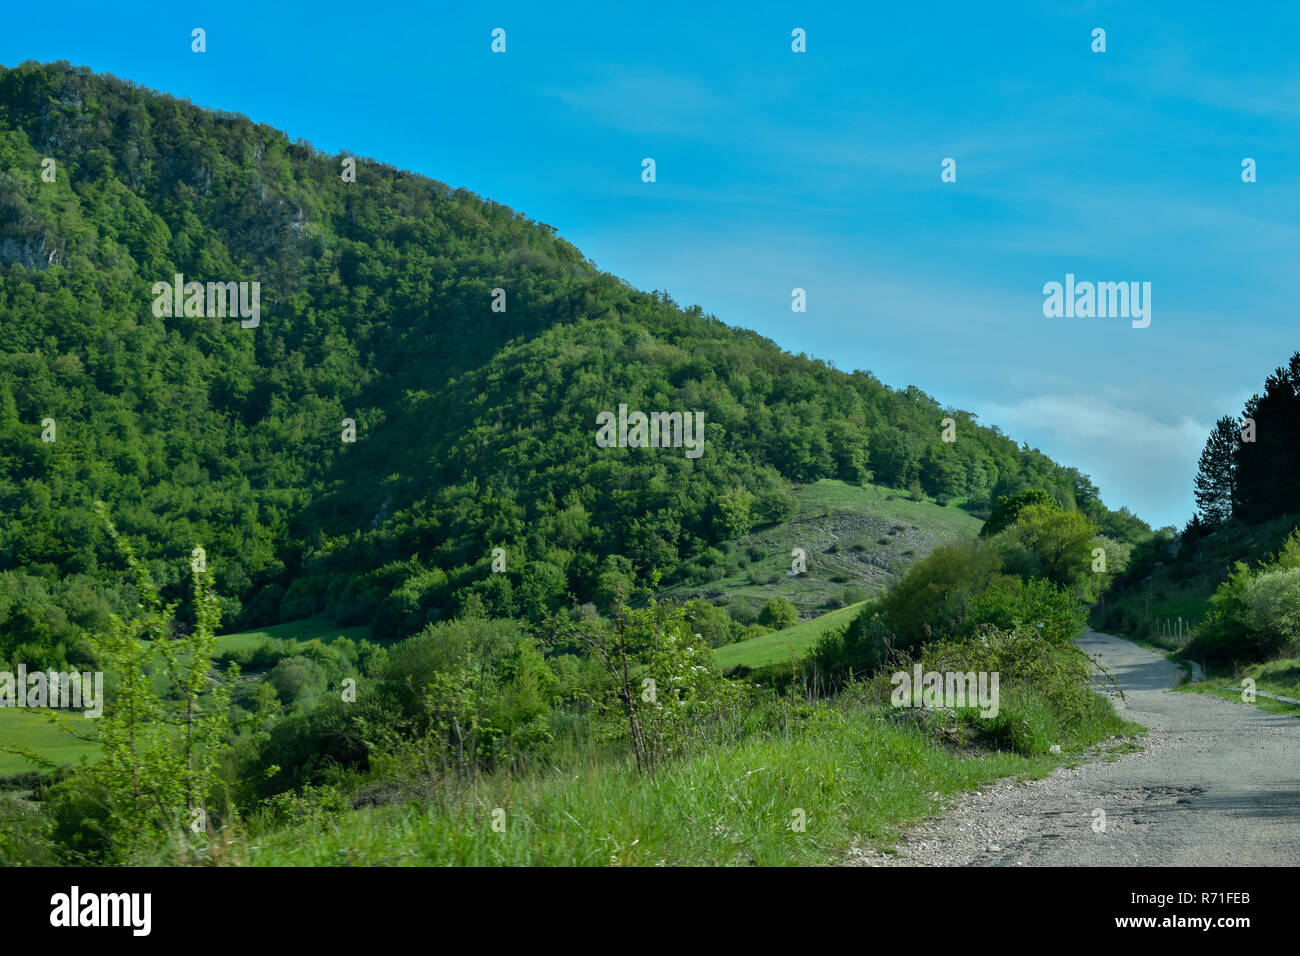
[{"x1": 850, "y1": 629, "x2": 1300, "y2": 866}]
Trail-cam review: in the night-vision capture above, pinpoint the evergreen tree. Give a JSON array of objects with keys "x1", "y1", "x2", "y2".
[
  {"x1": 1233, "y1": 353, "x2": 1300, "y2": 523},
  {"x1": 1194, "y1": 415, "x2": 1238, "y2": 527}
]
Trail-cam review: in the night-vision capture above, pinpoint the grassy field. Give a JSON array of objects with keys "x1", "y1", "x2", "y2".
[
  {"x1": 240, "y1": 703, "x2": 1073, "y2": 866},
  {"x1": 215, "y1": 615, "x2": 374, "y2": 656},
  {"x1": 715, "y1": 602, "x2": 866, "y2": 672},
  {"x1": 0, "y1": 707, "x2": 100, "y2": 776},
  {"x1": 662, "y1": 479, "x2": 983, "y2": 618}
]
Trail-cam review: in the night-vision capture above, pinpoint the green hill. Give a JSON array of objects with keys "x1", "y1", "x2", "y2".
[
  {"x1": 0, "y1": 61, "x2": 1148, "y2": 677},
  {"x1": 662, "y1": 479, "x2": 982, "y2": 619}
]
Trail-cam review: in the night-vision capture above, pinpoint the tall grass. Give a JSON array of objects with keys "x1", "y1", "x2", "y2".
[{"x1": 240, "y1": 692, "x2": 1119, "y2": 866}]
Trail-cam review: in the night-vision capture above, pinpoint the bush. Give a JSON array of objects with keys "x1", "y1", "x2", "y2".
[
  {"x1": 1191, "y1": 565, "x2": 1300, "y2": 663},
  {"x1": 268, "y1": 656, "x2": 327, "y2": 707},
  {"x1": 727, "y1": 602, "x2": 758, "y2": 625},
  {"x1": 37, "y1": 774, "x2": 113, "y2": 863},
  {"x1": 685, "y1": 599, "x2": 735, "y2": 648},
  {"x1": 876, "y1": 539, "x2": 1003, "y2": 649},
  {"x1": 968, "y1": 576, "x2": 1087, "y2": 646},
  {"x1": 977, "y1": 688, "x2": 1057, "y2": 756},
  {"x1": 1237, "y1": 568, "x2": 1300, "y2": 652},
  {"x1": 758, "y1": 597, "x2": 798, "y2": 630},
  {"x1": 249, "y1": 637, "x2": 282, "y2": 670}
]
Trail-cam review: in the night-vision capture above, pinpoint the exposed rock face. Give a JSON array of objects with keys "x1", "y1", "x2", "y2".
[{"x1": 0, "y1": 232, "x2": 61, "y2": 269}]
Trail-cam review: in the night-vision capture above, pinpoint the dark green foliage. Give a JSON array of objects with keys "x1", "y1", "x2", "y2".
[
  {"x1": 0, "y1": 61, "x2": 1144, "y2": 662},
  {"x1": 1194, "y1": 416, "x2": 1238, "y2": 527},
  {"x1": 1234, "y1": 353, "x2": 1300, "y2": 523},
  {"x1": 981, "y1": 488, "x2": 1058, "y2": 538}
]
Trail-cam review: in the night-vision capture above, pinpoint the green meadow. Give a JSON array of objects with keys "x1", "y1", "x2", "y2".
[
  {"x1": 715, "y1": 602, "x2": 866, "y2": 672},
  {"x1": 0, "y1": 707, "x2": 100, "y2": 776},
  {"x1": 214, "y1": 615, "x2": 374, "y2": 657}
]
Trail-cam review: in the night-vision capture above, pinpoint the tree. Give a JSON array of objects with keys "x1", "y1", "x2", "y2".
[
  {"x1": 758, "y1": 597, "x2": 798, "y2": 630},
  {"x1": 870, "y1": 426, "x2": 920, "y2": 488},
  {"x1": 82, "y1": 503, "x2": 233, "y2": 861},
  {"x1": 1234, "y1": 352, "x2": 1300, "y2": 522},
  {"x1": 981, "y1": 488, "x2": 1058, "y2": 537},
  {"x1": 995, "y1": 504, "x2": 1098, "y2": 590},
  {"x1": 549, "y1": 587, "x2": 740, "y2": 774},
  {"x1": 1194, "y1": 415, "x2": 1237, "y2": 527}
]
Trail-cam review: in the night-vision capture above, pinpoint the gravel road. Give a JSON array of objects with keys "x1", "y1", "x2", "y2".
[{"x1": 847, "y1": 629, "x2": 1300, "y2": 866}]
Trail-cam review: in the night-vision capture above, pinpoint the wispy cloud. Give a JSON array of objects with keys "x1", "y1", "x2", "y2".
[{"x1": 546, "y1": 70, "x2": 729, "y2": 137}]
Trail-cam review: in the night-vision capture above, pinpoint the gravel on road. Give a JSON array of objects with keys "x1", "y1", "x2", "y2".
[{"x1": 846, "y1": 629, "x2": 1300, "y2": 866}]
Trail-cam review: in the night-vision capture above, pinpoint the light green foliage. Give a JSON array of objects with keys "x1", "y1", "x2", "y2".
[
  {"x1": 1235, "y1": 568, "x2": 1300, "y2": 650},
  {"x1": 684, "y1": 598, "x2": 733, "y2": 648},
  {"x1": 758, "y1": 597, "x2": 798, "y2": 630},
  {"x1": 552, "y1": 590, "x2": 750, "y2": 774},
  {"x1": 359, "y1": 618, "x2": 558, "y2": 783},
  {"x1": 1189, "y1": 530, "x2": 1300, "y2": 663},
  {"x1": 980, "y1": 488, "x2": 1058, "y2": 538},
  {"x1": 1267, "y1": 527, "x2": 1300, "y2": 570},
  {"x1": 993, "y1": 504, "x2": 1099, "y2": 590},
  {"x1": 77, "y1": 503, "x2": 234, "y2": 861}
]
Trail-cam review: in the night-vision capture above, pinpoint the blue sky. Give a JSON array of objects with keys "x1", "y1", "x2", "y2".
[{"x1": 5, "y1": 0, "x2": 1298, "y2": 529}]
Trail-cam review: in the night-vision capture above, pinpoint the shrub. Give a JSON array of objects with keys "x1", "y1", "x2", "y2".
[
  {"x1": 268, "y1": 656, "x2": 327, "y2": 708},
  {"x1": 876, "y1": 539, "x2": 1003, "y2": 649},
  {"x1": 1189, "y1": 563, "x2": 1300, "y2": 663},
  {"x1": 758, "y1": 597, "x2": 798, "y2": 630},
  {"x1": 685, "y1": 599, "x2": 735, "y2": 648},
  {"x1": 727, "y1": 602, "x2": 758, "y2": 625},
  {"x1": 1229, "y1": 567, "x2": 1300, "y2": 656}
]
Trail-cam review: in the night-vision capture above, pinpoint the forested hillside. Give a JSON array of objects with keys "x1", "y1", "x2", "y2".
[{"x1": 0, "y1": 61, "x2": 1147, "y2": 674}]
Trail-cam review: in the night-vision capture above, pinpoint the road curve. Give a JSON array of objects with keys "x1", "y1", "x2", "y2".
[{"x1": 848, "y1": 629, "x2": 1300, "y2": 866}]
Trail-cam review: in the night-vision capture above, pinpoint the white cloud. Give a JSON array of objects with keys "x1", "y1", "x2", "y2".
[{"x1": 977, "y1": 393, "x2": 1208, "y2": 526}]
